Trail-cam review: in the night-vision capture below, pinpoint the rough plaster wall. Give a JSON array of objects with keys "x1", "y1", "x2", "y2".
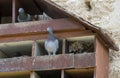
[{"x1": 51, "y1": 0, "x2": 120, "y2": 78}]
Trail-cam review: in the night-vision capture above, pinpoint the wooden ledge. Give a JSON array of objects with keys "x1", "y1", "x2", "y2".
[
  {"x1": 0, "y1": 18, "x2": 85, "y2": 37},
  {"x1": 0, "y1": 53, "x2": 95, "y2": 72}
]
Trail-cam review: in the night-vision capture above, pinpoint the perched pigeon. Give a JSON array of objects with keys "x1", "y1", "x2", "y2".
[
  {"x1": 45, "y1": 27, "x2": 59, "y2": 56},
  {"x1": 17, "y1": 8, "x2": 31, "y2": 22}
]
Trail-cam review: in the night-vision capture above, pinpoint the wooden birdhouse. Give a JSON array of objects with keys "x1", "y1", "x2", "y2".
[{"x1": 0, "y1": 0, "x2": 118, "y2": 78}]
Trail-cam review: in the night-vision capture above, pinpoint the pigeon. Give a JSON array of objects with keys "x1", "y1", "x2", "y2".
[
  {"x1": 44, "y1": 27, "x2": 59, "y2": 56},
  {"x1": 17, "y1": 8, "x2": 31, "y2": 22}
]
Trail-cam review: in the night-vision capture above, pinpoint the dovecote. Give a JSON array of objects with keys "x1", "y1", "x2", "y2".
[{"x1": 0, "y1": 0, "x2": 118, "y2": 78}]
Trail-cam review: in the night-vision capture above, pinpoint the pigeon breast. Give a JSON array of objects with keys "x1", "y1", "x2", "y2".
[{"x1": 45, "y1": 39, "x2": 58, "y2": 53}]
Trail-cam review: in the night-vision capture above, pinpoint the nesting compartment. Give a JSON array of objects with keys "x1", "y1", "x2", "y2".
[
  {"x1": 0, "y1": 41, "x2": 33, "y2": 58},
  {"x1": 0, "y1": 0, "x2": 12, "y2": 24},
  {"x1": 64, "y1": 68, "x2": 94, "y2": 78},
  {"x1": 35, "y1": 70, "x2": 61, "y2": 78},
  {"x1": 65, "y1": 36, "x2": 94, "y2": 54},
  {"x1": 33, "y1": 40, "x2": 63, "y2": 56},
  {"x1": 0, "y1": 71, "x2": 30, "y2": 78}
]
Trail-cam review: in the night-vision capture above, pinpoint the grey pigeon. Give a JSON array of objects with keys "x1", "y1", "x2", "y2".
[
  {"x1": 45, "y1": 27, "x2": 59, "y2": 56},
  {"x1": 17, "y1": 8, "x2": 31, "y2": 22}
]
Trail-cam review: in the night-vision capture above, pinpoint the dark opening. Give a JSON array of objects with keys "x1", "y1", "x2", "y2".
[
  {"x1": 36, "y1": 70, "x2": 61, "y2": 78},
  {"x1": 0, "y1": 0, "x2": 12, "y2": 24},
  {"x1": 65, "y1": 68, "x2": 94, "y2": 78},
  {"x1": 0, "y1": 0, "x2": 67, "y2": 24},
  {"x1": 0, "y1": 41, "x2": 33, "y2": 58}
]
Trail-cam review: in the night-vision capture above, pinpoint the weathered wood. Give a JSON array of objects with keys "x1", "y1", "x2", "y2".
[
  {"x1": 0, "y1": 30, "x2": 92, "y2": 43},
  {"x1": 0, "y1": 53, "x2": 95, "y2": 72},
  {"x1": 62, "y1": 39, "x2": 66, "y2": 54},
  {"x1": 50, "y1": 54, "x2": 74, "y2": 69},
  {"x1": 95, "y1": 38, "x2": 109, "y2": 78},
  {"x1": 0, "y1": 18, "x2": 85, "y2": 37},
  {"x1": 74, "y1": 53, "x2": 95, "y2": 68},
  {"x1": 61, "y1": 70, "x2": 64, "y2": 78}
]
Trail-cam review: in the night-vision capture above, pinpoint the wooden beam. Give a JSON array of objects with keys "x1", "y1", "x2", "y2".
[
  {"x1": 0, "y1": 30, "x2": 93, "y2": 43},
  {"x1": 0, "y1": 18, "x2": 85, "y2": 37},
  {"x1": 61, "y1": 70, "x2": 64, "y2": 78},
  {"x1": 95, "y1": 38, "x2": 109, "y2": 78},
  {"x1": 62, "y1": 39, "x2": 66, "y2": 54},
  {"x1": 12, "y1": 0, "x2": 16, "y2": 23},
  {"x1": 0, "y1": 53, "x2": 95, "y2": 72}
]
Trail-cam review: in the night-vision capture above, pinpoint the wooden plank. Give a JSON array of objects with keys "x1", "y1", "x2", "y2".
[
  {"x1": 62, "y1": 39, "x2": 66, "y2": 54},
  {"x1": 0, "y1": 18, "x2": 85, "y2": 37},
  {"x1": 61, "y1": 70, "x2": 64, "y2": 78},
  {"x1": 0, "y1": 53, "x2": 95, "y2": 72},
  {"x1": 0, "y1": 54, "x2": 74, "y2": 72},
  {"x1": 50, "y1": 54, "x2": 74, "y2": 69},
  {"x1": 95, "y1": 38, "x2": 109, "y2": 78},
  {"x1": 74, "y1": 53, "x2": 95, "y2": 68},
  {"x1": 0, "y1": 30, "x2": 93, "y2": 43}
]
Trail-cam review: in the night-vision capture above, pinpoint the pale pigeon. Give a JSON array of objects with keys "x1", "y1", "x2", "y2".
[{"x1": 45, "y1": 27, "x2": 59, "y2": 56}]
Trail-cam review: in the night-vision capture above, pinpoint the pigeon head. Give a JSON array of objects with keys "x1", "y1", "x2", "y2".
[
  {"x1": 18, "y1": 8, "x2": 24, "y2": 14},
  {"x1": 47, "y1": 27, "x2": 53, "y2": 32},
  {"x1": 47, "y1": 27, "x2": 55, "y2": 40},
  {"x1": 47, "y1": 27, "x2": 54, "y2": 34}
]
